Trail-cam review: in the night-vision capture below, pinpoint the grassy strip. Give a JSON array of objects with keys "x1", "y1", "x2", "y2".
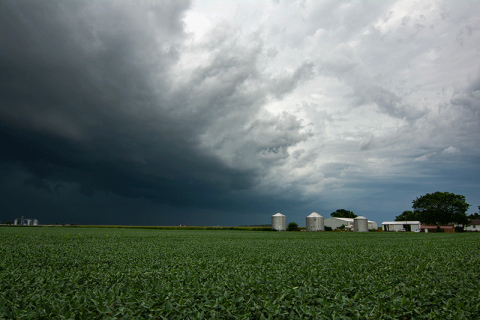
[{"x1": 40, "y1": 225, "x2": 276, "y2": 231}]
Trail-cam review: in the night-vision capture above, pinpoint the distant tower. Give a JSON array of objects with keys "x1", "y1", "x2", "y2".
[{"x1": 33, "y1": 219, "x2": 38, "y2": 226}]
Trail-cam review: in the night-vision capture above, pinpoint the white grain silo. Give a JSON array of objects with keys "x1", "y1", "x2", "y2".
[
  {"x1": 354, "y1": 216, "x2": 369, "y2": 232},
  {"x1": 306, "y1": 212, "x2": 324, "y2": 231},
  {"x1": 14, "y1": 219, "x2": 19, "y2": 225},
  {"x1": 33, "y1": 219, "x2": 38, "y2": 226},
  {"x1": 271, "y1": 213, "x2": 286, "y2": 231}
]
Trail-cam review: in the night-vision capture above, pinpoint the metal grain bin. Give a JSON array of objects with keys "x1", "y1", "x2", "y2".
[
  {"x1": 306, "y1": 212, "x2": 324, "y2": 231},
  {"x1": 354, "y1": 215, "x2": 369, "y2": 232},
  {"x1": 271, "y1": 213, "x2": 286, "y2": 231}
]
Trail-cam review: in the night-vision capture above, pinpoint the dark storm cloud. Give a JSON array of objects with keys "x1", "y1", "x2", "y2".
[
  {"x1": 2, "y1": 0, "x2": 480, "y2": 226},
  {"x1": 0, "y1": 0, "x2": 310, "y2": 217}
]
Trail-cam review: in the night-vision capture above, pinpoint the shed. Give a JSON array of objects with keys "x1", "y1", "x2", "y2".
[{"x1": 420, "y1": 225, "x2": 455, "y2": 233}]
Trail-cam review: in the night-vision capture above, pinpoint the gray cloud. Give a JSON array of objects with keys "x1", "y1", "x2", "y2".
[
  {"x1": 451, "y1": 74, "x2": 480, "y2": 111},
  {"x1": 359, "y1": 134, "x2": 374, "y2": 151},
  {"x1": 0, "y1": 0, "x2": 312, "y2": 220},
  {"x1": 1, "y1": 0, "x2": 480, "y2": 225}
]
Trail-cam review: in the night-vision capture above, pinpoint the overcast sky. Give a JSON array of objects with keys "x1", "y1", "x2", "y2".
[{"x1": 1, "y1": 0, "x2": 479, "y2": 226}]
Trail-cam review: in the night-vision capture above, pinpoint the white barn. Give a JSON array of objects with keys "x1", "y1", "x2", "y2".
[{"x1": 381, "y1": 221, "x2": 421, "y2": 232}]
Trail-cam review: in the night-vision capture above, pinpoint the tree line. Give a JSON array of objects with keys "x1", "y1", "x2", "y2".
[
  {"x1": 395, "y1": 191, "x2": 477, "y2": 226},
  {"x1": 328, "y1": 191, "x2": 476, "y2": 226}
]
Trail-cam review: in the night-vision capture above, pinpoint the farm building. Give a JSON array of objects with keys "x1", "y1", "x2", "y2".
[
  {"x1": 324, "y1": 217, "x2": 378, "y2": 231},
  {"x1": 465, "y1": 219, "x2": 480, "y2": 231},
  {"x1": 382, "y1": 221, "x2": 421, "y2": 232},
  {"x1": 420, "y1": 225, "x2": 455, "y2": 233}
]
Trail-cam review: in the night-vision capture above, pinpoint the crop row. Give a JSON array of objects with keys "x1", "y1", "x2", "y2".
[{"x1": 1, "y1": 227, "x2": 479, "y2": 319}]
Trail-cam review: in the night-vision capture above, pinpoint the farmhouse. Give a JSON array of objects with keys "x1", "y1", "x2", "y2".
[
  {"x1": 381, "y1": 221, "x2": 421, "y2": 232},
  {"x1": 465, "y1": 219, "x2": 480, "y2": 231},
  {"x1": 324, "y1": 217, "x2": 378, "y2": 231}
]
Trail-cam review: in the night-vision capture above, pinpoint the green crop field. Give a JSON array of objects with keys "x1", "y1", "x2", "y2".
[{"x1": 1, "y1": 227, "x2": 479, "y2": 319}]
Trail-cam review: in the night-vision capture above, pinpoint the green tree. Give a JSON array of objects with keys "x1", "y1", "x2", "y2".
[
  {"x1": 330, "y1": 209, "x2": 357, "y2": 218},
  {"x1": 395, "y1": 210, "x2": 420, "y2": 221},
  {"x1": 287, "y1": 222, "x2": 299, "y2": 231},
  {"x1": 412, "y1": 191, "x2": 470, "y2": 225}
]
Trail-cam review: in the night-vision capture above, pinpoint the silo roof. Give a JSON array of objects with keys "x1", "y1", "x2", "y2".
[
  {"x1": 307, "y1": 212, "x2": 322, "y2": 218},
  {"x1": 272, "y1": 213, "x2": 285, "y2": 217},
  {"x1": 355, "y1": 215, "x2": 368, "y2": 220}
]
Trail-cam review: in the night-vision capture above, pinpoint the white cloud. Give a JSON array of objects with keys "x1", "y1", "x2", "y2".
[
  {"x1": 442, "y1": 146, "x2": 460, "y2": 155},
  {"x1": 414, "y1": 152, "x2": 437, "y2": 162}
]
